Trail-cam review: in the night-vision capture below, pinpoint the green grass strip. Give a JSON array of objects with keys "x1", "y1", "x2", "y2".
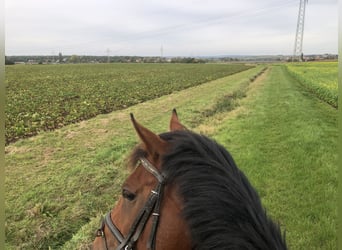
[
  {"x1": 209, "y1": 65, "x2": 337, "y2": 249},
  {"x1": 285, "y1": 62, "x2": 338, "y2": 108}
]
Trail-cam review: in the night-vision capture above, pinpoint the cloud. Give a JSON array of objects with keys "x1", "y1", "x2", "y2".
[{"x1": 5, "y1": 0, "x2": 338, "y2": 56}]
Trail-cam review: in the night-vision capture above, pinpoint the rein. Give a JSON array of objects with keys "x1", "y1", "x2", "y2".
[{"x1": 96, "y1": 157, "x2": 166, "y2": 250}]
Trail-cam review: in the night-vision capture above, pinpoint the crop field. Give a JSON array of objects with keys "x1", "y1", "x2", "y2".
[
  {"x1": 5, "y1": 64, "x2": 337, "y2": 249},
  {"x1": 5, "y1": 63, "x2": 252, "y2": 144},
  {"x1": 285, "y1": 61, "x2": 338, "y2": 107}
]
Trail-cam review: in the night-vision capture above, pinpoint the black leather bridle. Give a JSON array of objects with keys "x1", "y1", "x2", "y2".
[{"x1": 96, "y1": 157, "x2": 166, "y2": 250}]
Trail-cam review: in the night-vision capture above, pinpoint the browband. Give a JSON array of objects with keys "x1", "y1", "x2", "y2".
[{"x1": 139, "y1": 157, "x2": 165, "y2": 184}]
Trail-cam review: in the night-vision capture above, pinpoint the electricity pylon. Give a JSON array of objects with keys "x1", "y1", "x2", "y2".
[{"x1": 293, "y1": 0, "x2": 308, "y2": 62}]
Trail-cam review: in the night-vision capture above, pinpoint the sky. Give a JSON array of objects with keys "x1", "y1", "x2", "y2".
[{"x1": 5, "y1": 0, "x2": 338, "y2": 56}]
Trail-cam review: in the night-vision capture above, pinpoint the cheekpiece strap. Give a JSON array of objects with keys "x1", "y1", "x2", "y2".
[{"x1": 104, "y1": 212, "x2": 125, "y2": 243}]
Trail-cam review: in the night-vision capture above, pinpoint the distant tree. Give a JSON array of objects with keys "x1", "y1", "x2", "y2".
[
  {"x1": 69, "y1": 55, "x2": 80, "y2": 63},
  {"x1": 5, "y1": 56, "x2": 14, "y2": 65},
  {"x1": 58, "y1": 52, "x2": 63, "y2": 63}
]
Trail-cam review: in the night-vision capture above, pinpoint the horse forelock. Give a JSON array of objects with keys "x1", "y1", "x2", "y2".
[
  {"x1": 126, "y1": 145, "x2": 148, "y2": 171},
  {"x1": 158, "y1": 130, "x2": 287, "y2": 250}
]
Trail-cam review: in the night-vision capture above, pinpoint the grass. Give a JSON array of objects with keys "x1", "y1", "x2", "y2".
[
  {"x1": 286, "y1": 61, "x2": 338, "y2": 107},
  {"x1": 201, "y1": 67, "x2": 267, "y2": 119},
  {"x1": 203, "y1": 65, "x2": 337, "y2": 249},
  {"x1": 5, "y1": 64, "x2": 337, "y2": 249},
  {"x1": 5, "y1": 65, "x2": 264, "y2": 249}
]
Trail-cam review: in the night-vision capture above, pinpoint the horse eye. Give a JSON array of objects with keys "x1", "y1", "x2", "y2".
[{"x1": 122, "y1": 188, "x2": 136, "y2": 201}]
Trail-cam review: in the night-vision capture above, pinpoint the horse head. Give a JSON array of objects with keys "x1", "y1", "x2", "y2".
[
  {"x1": 93, "y1": 109, "x2": 191, "y2": 250},
  {"x1": 93, "y1": 109, "x2": 287, "y2": 250}
]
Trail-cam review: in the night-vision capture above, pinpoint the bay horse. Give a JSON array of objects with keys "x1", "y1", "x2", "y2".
[{"x1": 93, "y1": 109, "x2": 287, "y2": 250}]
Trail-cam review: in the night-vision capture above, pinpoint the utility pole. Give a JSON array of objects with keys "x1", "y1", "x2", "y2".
[
  {"x1": 51, "y1": 51, "x2": 55, "y2": 63},
  {"x1": 106, "y1": 48, "x2": 111, "y2": 63},
  {"x1": 292, "y1": 0, "x2": 308, "y2": 62},
  {"x1": 160, "y1": 45, "x2": 163, "y2": 62}
]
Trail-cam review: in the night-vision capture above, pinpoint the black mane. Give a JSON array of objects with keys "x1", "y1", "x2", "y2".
[{"x1": 159, "y1": 130, "x2": 287, "y2": 250}]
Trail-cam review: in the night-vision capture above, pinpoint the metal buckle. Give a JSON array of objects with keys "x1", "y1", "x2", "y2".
[{"x1": 96, "y1": 229, "x2": 105, "y2": 238}]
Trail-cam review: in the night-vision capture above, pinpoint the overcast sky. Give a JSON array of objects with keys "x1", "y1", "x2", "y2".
[{"x1": 5, "y1": 0, "x2": 338, "y2": 56}]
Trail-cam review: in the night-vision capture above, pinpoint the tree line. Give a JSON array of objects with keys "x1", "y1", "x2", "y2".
[{"x1": 5, "y1": 55, "x2": 211, "y2": 65}]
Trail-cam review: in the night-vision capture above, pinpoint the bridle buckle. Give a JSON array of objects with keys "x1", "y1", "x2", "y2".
[{"x1": 96, "y1": 229, "x2": 104, "y2": 238}]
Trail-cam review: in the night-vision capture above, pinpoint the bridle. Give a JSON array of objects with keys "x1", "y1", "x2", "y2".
[{"x1": 96, "y1": 157, "x2": 166, "y2": 250}]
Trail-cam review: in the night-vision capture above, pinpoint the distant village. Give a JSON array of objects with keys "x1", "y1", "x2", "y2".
[{"x1": 5, "y1": 53, "x2": 338, "y2": 65}]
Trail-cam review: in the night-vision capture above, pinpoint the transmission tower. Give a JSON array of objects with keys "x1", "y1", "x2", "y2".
[{"x1": 292, "y1": 0, "x2": 308, "y2": 62}]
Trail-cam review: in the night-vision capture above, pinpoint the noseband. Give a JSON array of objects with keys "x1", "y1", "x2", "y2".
[{"x1": 96, "y1": 157, "x2": 166, "y2": 250}]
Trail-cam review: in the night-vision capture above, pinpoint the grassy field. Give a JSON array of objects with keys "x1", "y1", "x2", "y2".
[
  {"x1": 5, "y1": 63, "x2": 252, "y2": 144},
  {"x1": 5, "y1": 64, "x2": 337, "y2": 249},
  {"x1": 5, "y1": 65, "x2": 264, "y2": 249},
  {"x1": 286, "y1": 61, "x2": 338, "y2": 107},
  {"x1": 208, "y1": 65, "x2": 337, "y2": 249}
]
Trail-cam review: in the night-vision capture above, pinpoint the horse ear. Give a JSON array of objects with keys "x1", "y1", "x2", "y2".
[
  {"x1": 130, "y1": 113, "x2": 168, "y2": 158},
  {"x1": 170, "y1": 108, "x2": 186, "y2": 131}
]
